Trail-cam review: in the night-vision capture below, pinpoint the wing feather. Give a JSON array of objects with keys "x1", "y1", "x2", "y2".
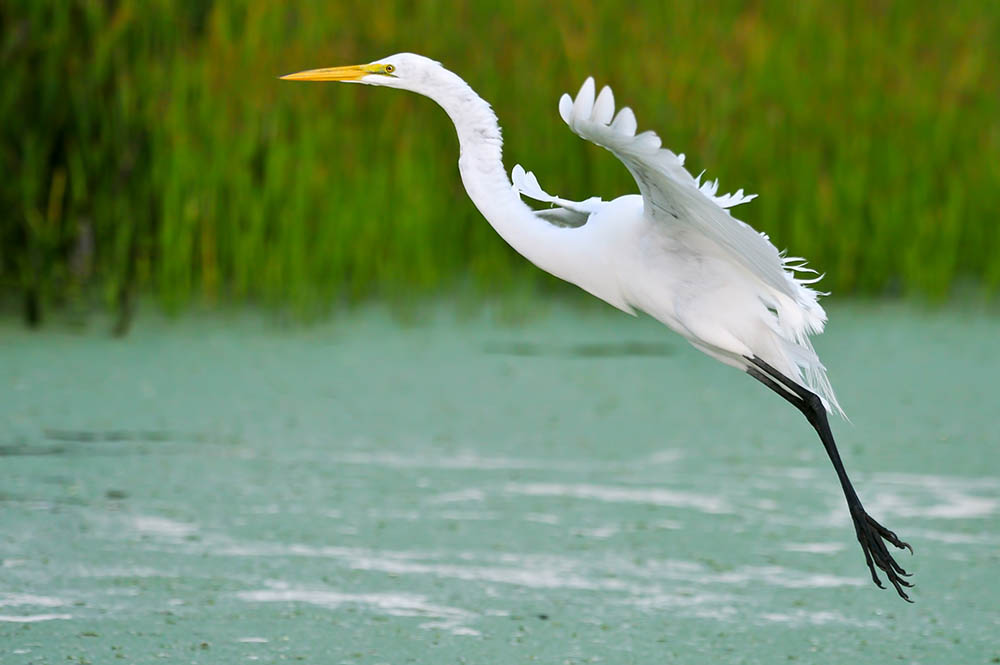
[
  {"x1": 592, "y1": 86, "x2": 615, "y2": 125},
  {"x1": 559, "y1": 77, "x2": 803, "y2": 303},
  {"x1": 611, "y1": 107, "x2": 637, "y2": 135},
  {"x1": 557, "y1": 78, "x2": 842, "y2": 415},
  {"x1": 511, "y1": 163, "x2": 604, "y2": 220}
]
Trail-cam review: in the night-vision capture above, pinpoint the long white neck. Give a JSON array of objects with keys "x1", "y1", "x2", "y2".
[{"x1": 420, "y1": 70, "x2": 588, "y2": 282}]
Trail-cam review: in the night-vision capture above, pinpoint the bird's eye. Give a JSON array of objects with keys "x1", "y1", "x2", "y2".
[{"x1": 384, "y1": 64, "x2": 395, "y2": 74}]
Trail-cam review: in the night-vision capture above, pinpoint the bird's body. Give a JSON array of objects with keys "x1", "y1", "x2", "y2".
[
  {"x1": 506, "y1": 188, "x2": 812, "y2": 389},
  {"x1": 373, "y1": 57, "x2": 839, "y2": 412},
  {"x1": 282, "y1": 53, "x2": 912, "y2": 599}
]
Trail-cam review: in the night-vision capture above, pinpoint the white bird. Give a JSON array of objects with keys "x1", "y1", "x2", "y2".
[{"x1": 281, "y1": 53, "x2": 913, "y2": 600}]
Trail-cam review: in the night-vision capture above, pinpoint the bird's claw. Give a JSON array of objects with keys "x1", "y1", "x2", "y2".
[{"x1": 850, "y1": 505, "x2": 913, "y2": 602}]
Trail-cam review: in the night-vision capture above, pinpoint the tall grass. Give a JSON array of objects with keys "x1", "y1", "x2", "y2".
[{"x1": 3, "y1": 1, "x2": 998, "y2": 325}]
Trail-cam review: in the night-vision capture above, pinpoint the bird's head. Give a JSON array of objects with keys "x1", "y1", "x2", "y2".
[{"x1": 280, "y1": 53, "x2": 443, "y2": 93}]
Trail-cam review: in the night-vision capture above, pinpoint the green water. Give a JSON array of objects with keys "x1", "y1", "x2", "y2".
[{"x1": 2, "y1": 303, "x2": 998, "y2": 663}]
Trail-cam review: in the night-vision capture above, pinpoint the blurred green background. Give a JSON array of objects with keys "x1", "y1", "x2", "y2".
[{"x1": 3, "y1": 1, "x2": 998, "y2": 329}]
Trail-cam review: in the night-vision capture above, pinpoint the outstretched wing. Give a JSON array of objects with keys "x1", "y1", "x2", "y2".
[
  {"x1": 557, "y1": 78, "x2": 801, "y2": 301},
  {"x1": 559, "y1": 79, "x2": 842, "y2": 416},
  {"x1": 511, "y1": 164, "x2": 605, "y2": 228}
]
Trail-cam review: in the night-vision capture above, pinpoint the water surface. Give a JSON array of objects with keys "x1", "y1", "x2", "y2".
[{"x1": 2, "y1": 303, "x2": 998, "y2": 663}]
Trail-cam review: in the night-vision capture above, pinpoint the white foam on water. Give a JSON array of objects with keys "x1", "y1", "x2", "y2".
[
  {"x1": 344, "y1": 556, "x2": 632, "y2": 592},
  {"x1": 691, "y1": 606, "x2": 740, "y2": 621},
  {"x1": 627, "y1": 589, "x2": 879, "y2": 628},
  {"x1": 0, "y1": 593, "x2": 67, "y2": 608},
  {"x1": 77, "y1": 565, "x2": 177, "y2": 578},
  {"x1": 369, "y1": 508, "x2": 499, "y2": 522},
  {"x1": 333, "y1": 450, "x2": 586, "y2": 471},
  {"x1": 504, "y1": 482, "x2": 732, "y2": 514},
  {"x1": 624, "y1": 558, "x2": 864, "y2": 589},
  {"x1": 919, "y1": 495, "x2": 996, "y2": 519},
  {"x1": 0, "y1": 613, "x2": 73, "y2": 623},
  {"x1": 642, "y1": 449, "x2": 684, "y2": 465},
  {"x1": 237, "y1": 637, "x2": 269, "y2": 643},
  {"x1": 368, "y1": 509, "x2": 421, "y2": 521},
  {"x1": 761, "y1": 609, "x2": 881, "y2": 628},
  {"x1": 437, "y1": 510, "x2": 500, "y2": 521},
  {"x1": 627, "y1": 590, "x2": 737, "y2": 611},
  {"x1": 444, "y1": 626, "x2": 481, "y2": 636},
  {"x1": 211, "y1": 533, "x2": 864, "y2": 599},
  {"x1": 429, "y1": 488, "x2": 486, "y2": 503},
  {"x1": 132, "y1": 515, "x2": 198, "y2": 539},
  {"x1": 573, "y1": 525, "x2": 620, "y2": 539},
  {"x1": 212, "y1": 538, "x2": 635, "y2": 593},
  {"x1": 852, "y1": 488, "x2": 996, "y2": 523},
  {"x1": 524, "y1": 513, "x2": 560, "y2": 524},
  {"x1": 907, "y1": 528, "x2": 999, "y2": 545},
  {"x1": 211, "y1": 540, "x2": 377, "y2": 559},
  {"x1": 700, "y1": 566, "x2": 863, "y2": 589},
  {"x1": 235, "y1": 588, "x2": 476, "y2": 635},
  {"x1": 874, "y1": 472, "x2": 1000, "y2": 491},
  {"x1": 899, "y1": 494, "x2": 994, "y2": 519},
  {"x1": 753, "y1": 499, "x2": 779, "y2": 511},
  {"x1": 800, "y1": 471, "x2": 1000, "y2": 528},
  {"x1": 764, "y1": 467, "x2": 820, "y2": 482},
  {"x1": 783, "y1": 542, "x2": 846, "y2": 554}
]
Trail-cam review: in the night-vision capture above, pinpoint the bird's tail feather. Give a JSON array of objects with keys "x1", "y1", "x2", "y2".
[{"x1": 763, "y1": 286, "x2": 846, "y2": 419}]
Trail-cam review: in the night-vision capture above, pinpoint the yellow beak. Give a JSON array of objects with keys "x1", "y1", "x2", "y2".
[{"x1": 280, "y1": 64, "x2": 374, "y2": 82}]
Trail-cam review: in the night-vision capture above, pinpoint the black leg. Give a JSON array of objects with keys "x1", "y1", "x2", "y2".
[{"x1": 747, "y1": 357, "x2": 914, "y2": 601}]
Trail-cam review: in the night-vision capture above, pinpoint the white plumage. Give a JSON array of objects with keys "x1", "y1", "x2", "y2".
[
  {"x1": 281, "y1": 53, "x2": 914, "y2": 600},
  {"x1": 514, "y1": 77, "x2": 843, "y2": 416}
]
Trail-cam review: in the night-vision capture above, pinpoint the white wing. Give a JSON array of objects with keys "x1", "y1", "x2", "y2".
[
  {"x1": 511, "y1": 164, "x2": 604, "y2": 214},
  {"x1": 557, "y1": 78, "x2": 803, "y2": 302},
  {"x1": 558, "y1": 79, "x2": 842, "y2": 416},
  {"x1": 511, "y1": 164, "x2": 606, "y2": 227}
]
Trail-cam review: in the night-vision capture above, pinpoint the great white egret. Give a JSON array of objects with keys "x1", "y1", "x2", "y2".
[{"x1": 281, "y1": 53, "x2": 913, "y2": 600}]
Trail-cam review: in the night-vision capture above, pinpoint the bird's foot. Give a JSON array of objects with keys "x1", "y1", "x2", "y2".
[{"x1": 850, "y1": 504, "x2": 913, "y2": 601}]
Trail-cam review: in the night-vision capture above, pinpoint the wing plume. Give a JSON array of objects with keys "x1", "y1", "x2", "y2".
[
  {"x1": 511, "y1": 164, "x2": 604, "y2": 215},
  {"x1": 557, "y1": 78, "x2": 842, "y2": 415}
]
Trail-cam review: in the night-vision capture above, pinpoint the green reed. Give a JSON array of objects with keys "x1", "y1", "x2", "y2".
[{"x1": 2, "y1": 1, "x2": 998, "y2": 326}]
